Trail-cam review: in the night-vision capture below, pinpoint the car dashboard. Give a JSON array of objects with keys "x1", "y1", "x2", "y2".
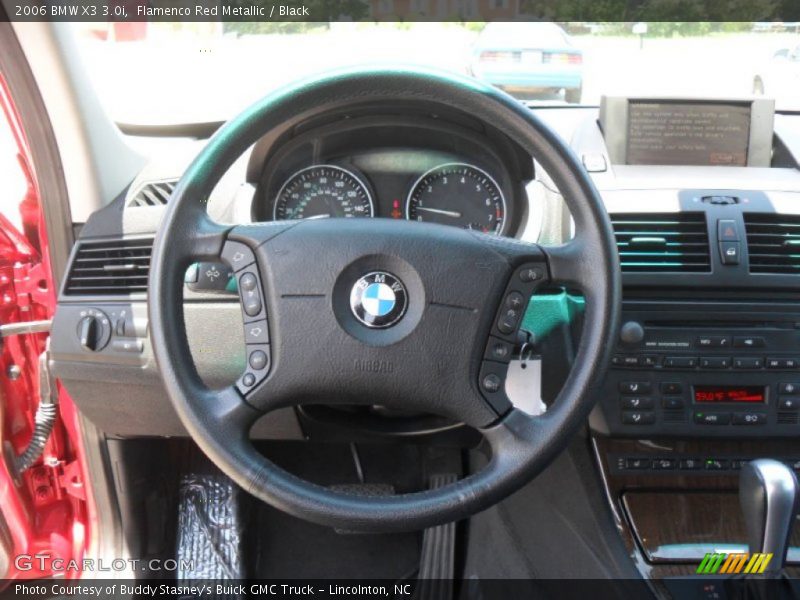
[{"x1": 49, "y1": 95, "x2": 800, "y2": 584}]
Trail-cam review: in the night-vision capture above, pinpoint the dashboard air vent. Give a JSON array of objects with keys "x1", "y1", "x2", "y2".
[
  {"x1": 64, "y1": 238, "x2": 153, "y2": 295},
  {"x1": 128, "y1": 180, "x2": 177, "y2": 207},
  {"x1": 610, "y1": 213, "x2": 710, "y2": 273},
  {"x1": 744, "y1": 213, "x2": 800, "y2": 274}
]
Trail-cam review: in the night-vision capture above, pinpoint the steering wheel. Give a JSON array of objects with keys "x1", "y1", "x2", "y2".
[{"x1": 148, "y1": 67, "x2": 620, "y2": 532}]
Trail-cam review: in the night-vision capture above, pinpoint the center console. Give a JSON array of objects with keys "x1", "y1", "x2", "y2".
[{"x1": 562, "y1": 94, "x2": 800, "y2": 585}]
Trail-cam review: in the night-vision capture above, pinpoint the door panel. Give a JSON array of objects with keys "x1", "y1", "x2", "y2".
[{"x1": 0, "y1": 71, "x2": 91, "y2": 581}]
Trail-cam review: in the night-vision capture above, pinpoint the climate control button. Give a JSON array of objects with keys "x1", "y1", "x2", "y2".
[
  {"x1": 620, "y1": 396, "x2": 652, "y2": 410},
  {"x1": 619, "y1": 381, "x2": 651, "y2": 394},
  {"x1": 694, "y1": 412, "x2": 731, "y2": 425},
  {"x1": 660, "y1": 382, "x2": 683, "y2": 395},
  {"x1": 621, "y1": 411, "x2": 655, "y2": 425},
  {"x1": 732, "y1": 412, "x2": 767, "y2": 425}
]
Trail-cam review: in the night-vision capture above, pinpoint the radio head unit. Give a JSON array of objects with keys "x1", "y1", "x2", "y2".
[{"x1": 590, "y1": 306, "x2": 800, "y2": 438}]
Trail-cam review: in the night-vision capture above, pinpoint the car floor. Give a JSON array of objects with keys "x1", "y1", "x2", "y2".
[
  {"x1": 108, "y1": 434, "x2": 639, "y2": 583},
  {"x1": 246, "y1": 442, "x2": 428, "y2": 579}
]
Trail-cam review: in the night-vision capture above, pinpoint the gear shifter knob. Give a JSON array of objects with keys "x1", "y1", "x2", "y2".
[{"x1": 739, "y1": 459, "x2": 800, "y2": 575}]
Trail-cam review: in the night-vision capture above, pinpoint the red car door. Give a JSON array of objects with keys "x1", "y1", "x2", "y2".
[{"x1": 0, "y1": 71, "x2": 92, "y2": 582}]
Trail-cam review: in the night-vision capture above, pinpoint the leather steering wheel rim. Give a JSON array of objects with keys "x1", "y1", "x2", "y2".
[{"x1": 148, "y1": 67, "x2": 621, "y2": 532}]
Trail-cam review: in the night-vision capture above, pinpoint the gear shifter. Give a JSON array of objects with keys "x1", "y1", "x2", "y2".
[{"x1": 739, "y1": 459, "x2": 800, "y2": 575}]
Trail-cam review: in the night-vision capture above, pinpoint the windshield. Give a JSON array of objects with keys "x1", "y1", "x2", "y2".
[{"x1": 71, "y1": 22, "x2": 800, "y2": 125}]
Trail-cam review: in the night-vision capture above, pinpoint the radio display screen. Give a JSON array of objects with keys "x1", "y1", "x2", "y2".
[{"x1": 694, "y1": 385, "x2": 766, "y2": 403}]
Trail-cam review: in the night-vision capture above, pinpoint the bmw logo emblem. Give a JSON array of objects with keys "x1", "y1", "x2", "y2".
[{"x1": 350, "y1": 272, "x2": 408, "y2": 329}]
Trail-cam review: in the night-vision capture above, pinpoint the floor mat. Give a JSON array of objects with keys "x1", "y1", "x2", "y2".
[{"x1": 248, "y1": 442, "x2": 425, "y2": 579}]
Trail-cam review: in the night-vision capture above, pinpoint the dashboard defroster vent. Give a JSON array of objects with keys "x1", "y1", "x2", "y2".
[
  {"x1": 610, "y1": 213, "x2": 710, "y2": 273},
  {"x1": 744, "y1": 213, "x2": 800, "y2": 274},
  {"x1": 128, "y1": 180, "x2": 177, "y2": 207},
  {"x1": 64, "y1": 238, "x2": 153, "y2": 295}
]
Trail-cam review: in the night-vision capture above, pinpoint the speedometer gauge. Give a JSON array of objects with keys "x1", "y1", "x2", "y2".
[
  {"x1": 273, "y1": 165, "x2": 374, "y2": 221},
  {"x1": 406, "y1": 163, "x2": 506, "y2": 235}
]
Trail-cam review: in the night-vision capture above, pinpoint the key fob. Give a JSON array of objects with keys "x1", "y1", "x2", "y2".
[{"x1": 505, "y1": 356, "x2": 546, "y2": 416}]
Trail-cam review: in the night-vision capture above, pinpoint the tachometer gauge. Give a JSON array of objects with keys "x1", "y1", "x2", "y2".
[
  {"x1": 273, "y1": 165, "x2": 374, "y2": 220},
  {"x1": 406, "y1": 163, "x2": 506, "y2": 234}
]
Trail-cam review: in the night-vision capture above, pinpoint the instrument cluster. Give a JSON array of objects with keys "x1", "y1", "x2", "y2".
[
  {"x1": 269, "y1": 159, "x2": 509, "y2": 235},
  {"x1": 251, "y1": 115, "x2": 529, "y2": 238}
]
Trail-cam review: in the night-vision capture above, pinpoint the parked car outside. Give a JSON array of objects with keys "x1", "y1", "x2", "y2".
[{"x1": 469, "y1": 22, "x2": 583, "y2": 103}]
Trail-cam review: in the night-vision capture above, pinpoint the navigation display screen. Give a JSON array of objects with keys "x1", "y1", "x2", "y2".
[
  {"x1": 694, "y1": 385, "x2": 765, "y2": 403},
  {"x1": 626, "y1": 101, "x2": 751, "y2": 166}
]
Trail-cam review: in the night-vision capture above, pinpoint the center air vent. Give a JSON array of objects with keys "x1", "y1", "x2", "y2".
[
  {"x1": 610, "y1": 213, "x2": 710, "y2": 273},
  {"x1": 64, "y1": 238, "x2": 153, "y2": 295},
  {"x1": 128, "y1": 180, "x2": 177, "y2": 207},
  {"x1": 744, "y1": 213, "x2": 800, "y2": 274}
]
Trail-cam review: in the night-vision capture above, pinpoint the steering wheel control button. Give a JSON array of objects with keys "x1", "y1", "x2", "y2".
[
  {"x1": 236, "y1": 344, "x2": 271, "y2": 395},
  {"x1": 482, "y1": 373, "x2": 502, "y2": 393},
  {"x1": 496, "y1": 292, "x2": 524, "y2": 334},
  {"x1": 478, "y1": 362, "x2": 512, "y2": 415},
  {"x1": 237, "y1": 271, "x2": 266, "y2": 319},
  {"x1": 491, "y1": 264, "x2": 546, "y2": 340},
  {"x1": 242, "y1": 290, "x2": 262, "y2": 317},
  {"x1": 244, "y1": 319, "x2": 269, "y2": 344},
  {"x1": 497, "y1": 309, "x2": 521, "y2": 334},
  {"x1": 485, "y1": 336, "x2": 513, "y2": 363},
  {"x1": 249, "y1": 349, "x2": 268, "y2": 371},
  {"x1": 518, "y1": 266, "x2": 544, "y2": 283},
  {"x1": 505, "y1": 291, "x2": 525, "y2": 310},
  {"x1": 349, "y1": 271, "x2": 407, "y2": 329},
  {"x1": 239, "y1": 272, "x2": 257, "y2": 292},
  {"x1": 221, "y1": 241, "x2": 256, "y2": 272},
  {"x1": 189, "y1": 262, "x2": 234, "y2": 292}
]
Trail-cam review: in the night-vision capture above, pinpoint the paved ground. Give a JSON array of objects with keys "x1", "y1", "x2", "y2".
[{"x1": 71, "y1": 24, "x2": 800, "y2": 124}]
